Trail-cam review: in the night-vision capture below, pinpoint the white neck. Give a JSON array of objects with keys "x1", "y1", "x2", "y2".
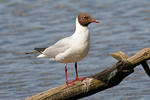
[
  {"x1": 74, "y1": 17, "x2": 89, "y2": 33},
  {"x1": 72, "y1": 17, "x2": 90, "y2": 42}
]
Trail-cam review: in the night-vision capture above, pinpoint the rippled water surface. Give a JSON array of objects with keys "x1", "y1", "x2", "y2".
[{"x1": 0, "y1": 0, "x2": 150, "y2": 100}]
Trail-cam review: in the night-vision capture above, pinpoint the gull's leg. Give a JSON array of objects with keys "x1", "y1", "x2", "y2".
[
  {"x1": 65, "y1": 64, "x2": 69, "y2": 85},
  {"x1": 75, "y1": 62, "x2": 79, "y2": 80},
  {"x1": 65, "y1": 63, "x2": 86, "y2": 85},
  {"x1": 74, "y1": 62, "x2": 86, "y2": 81},
  {"x1": 65, "y1": 64, "x2": 75, "y2": 85}
]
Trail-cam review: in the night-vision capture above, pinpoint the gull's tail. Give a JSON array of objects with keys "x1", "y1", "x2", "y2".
[{"x1": 25, "y1": 47, "x2": 46, "y2": 57}]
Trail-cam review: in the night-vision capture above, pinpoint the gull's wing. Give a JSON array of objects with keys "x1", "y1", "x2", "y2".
[{"x1": 42, "y1": 37, "x2": 71, "y2": 58}]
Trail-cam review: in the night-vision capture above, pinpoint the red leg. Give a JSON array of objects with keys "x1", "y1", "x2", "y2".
[
  {"x1": 75, "y1": 62, "x2": 86, "y2": 81},
  {"x1": 75, "y1": 62, "x2": 79, "y2": 80},
  {"x1": 65, "y1": 64, "x2": 69, "y2": 85},
  {"x1": 65, "y1": 64, "x2": 74, "y2": 85},
  {"x1": 65, "y1": 63, "x2": 86, "y2": 85}
]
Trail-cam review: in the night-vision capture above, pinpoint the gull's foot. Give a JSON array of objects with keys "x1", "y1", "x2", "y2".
[
  {"x1": 65, "y1": 77, "x2": 86, "y2": 85},
  {"x1": 75, "y1": 77, "x2": 86, "y2": 81},
  {"x1": 66, "y1": 81, "x2": 75, "y2": 85}
]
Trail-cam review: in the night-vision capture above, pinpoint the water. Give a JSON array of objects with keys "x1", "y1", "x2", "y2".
[{"x1": 0, "y1": 0, "x2": 150, "y2": 100}]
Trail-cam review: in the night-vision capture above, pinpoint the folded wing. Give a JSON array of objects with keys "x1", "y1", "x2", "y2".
[{"x1": 38, "y1": 37, "x2": 71, "y2": 59}]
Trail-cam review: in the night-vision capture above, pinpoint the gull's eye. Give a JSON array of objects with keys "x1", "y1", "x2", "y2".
[{"x1": 83, "y1": 16, "x2": 88, "y2": 19}]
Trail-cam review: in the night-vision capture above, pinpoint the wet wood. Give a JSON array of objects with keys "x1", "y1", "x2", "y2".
[
  {"x1": 141, "y1": 61, "x2": 150, "y2": 77},
  {"x1": 25, "y1": 48, "x2": 150, "y2": 100}
]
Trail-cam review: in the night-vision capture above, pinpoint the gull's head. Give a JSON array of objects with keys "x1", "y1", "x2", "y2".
[{"x1": 78, "y1": 13, "x2": 99, "y2": 27}]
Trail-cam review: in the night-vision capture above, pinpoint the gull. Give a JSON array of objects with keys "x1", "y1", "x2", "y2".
[{"x1": 27, "y1": 13, "x2": 99, "y2": 85}]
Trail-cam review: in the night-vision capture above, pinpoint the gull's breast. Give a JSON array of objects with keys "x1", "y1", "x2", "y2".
[{"x1": 55, "y1": 41, "x2": 90, "y2": 63}]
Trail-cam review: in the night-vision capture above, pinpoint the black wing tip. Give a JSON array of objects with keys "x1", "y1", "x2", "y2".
[
  {"x1": 34, "y1": 48, "x2": 37, "y2": 51},
  {"x1": 25, "y1": 52, "x2": 30, "y2": 54},
  {"x1": 25, "y1": 48, "x2": 46, "y2": 55},
  {"x1": 25, "y1": 52, "x2": 34, "y2": 54},
  {"x1": 34, "y1": 48, "x2": 46, "y2": 52}
]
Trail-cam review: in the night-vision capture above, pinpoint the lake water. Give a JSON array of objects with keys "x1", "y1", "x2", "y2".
[{"x1": 0, "y1": 0, "x2": 150, "y2": 100}]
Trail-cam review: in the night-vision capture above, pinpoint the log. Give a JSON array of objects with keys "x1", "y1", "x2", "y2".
[{"x1": 25, "y1": 48, "x2": 150, "y2": 100}]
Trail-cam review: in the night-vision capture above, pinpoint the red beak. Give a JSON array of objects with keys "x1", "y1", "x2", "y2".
[{"x1": 91, "y1": 19, "x2": 100, "y2": 23}]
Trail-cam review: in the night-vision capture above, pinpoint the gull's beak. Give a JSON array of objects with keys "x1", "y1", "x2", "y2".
[{"x1": 91, "y1": 19, "x2": 100, "y2": 23}]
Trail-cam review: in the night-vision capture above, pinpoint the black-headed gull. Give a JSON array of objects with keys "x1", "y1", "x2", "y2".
[{"x1": 27, "y1": 13, "x2": 99, "y2": 85}]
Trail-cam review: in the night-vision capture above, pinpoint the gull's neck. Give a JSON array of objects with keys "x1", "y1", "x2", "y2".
[
  {"x1": 71, "y1": 17, "x2": 90, "y2": 43},
  {"x1": 74, "y1": 17, "x2": 89, "y2": 34}
]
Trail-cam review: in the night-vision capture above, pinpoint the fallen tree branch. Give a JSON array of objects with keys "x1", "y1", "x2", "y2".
[{"x1": 25, "y1": 48, "x2": 150, "y2": 100}]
